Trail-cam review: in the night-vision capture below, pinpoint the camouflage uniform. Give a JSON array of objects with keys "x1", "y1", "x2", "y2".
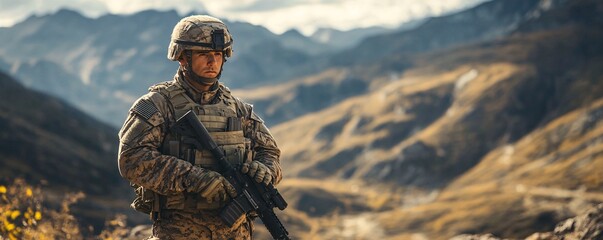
[{"x1": 118, "y1": 15, "x2": 281, "y2": 240}]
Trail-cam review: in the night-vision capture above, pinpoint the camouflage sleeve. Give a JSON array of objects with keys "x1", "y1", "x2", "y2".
[
  {"x1": 241, "y1": 103, "x2": 282, "y2": 185},
  {"x1": 117, "y1": 92, "x2": 210, "y2": 195}
]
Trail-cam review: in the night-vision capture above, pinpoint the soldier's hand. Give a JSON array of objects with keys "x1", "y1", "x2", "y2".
[
  {"x1": 199, "y1": 171, "x2": 237, "y2": 203},
  {"x1": 241, "y1": 158, "x2": 273, "y2": 185}
]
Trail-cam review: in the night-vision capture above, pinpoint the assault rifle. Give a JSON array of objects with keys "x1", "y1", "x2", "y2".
[{"x1": 171, "y1": 110, "x2": 290, "y2": 240}]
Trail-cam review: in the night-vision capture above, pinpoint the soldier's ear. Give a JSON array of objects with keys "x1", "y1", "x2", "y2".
[{"x1": 178, "y1": 57, "x2": 187, "y2": 67}]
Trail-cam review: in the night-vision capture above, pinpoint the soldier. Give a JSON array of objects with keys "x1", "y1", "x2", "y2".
[{"x1": 117, "y1": 15, "x2": 282, "y2": 240}]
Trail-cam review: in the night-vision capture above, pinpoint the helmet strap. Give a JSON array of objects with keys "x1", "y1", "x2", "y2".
[{"x1": 183, "y1": 50, "x2": 220, "y2": 85}]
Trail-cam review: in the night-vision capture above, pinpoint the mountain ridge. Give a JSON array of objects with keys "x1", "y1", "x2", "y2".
[
  {"x1": 1, "y1": 0, "x2": 602, "y2": 238},
  {"x1": 0, "y1": 9, "x2": 319, "y2": 126},
  {"x1": 235, "y1": 0, "x2": 574, "y2": 127},
  {"x1": 266, "y1": 0, "x2": 603, "y2": 238}
]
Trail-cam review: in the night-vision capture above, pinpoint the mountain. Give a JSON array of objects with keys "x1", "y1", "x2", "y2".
[
  {"x1": 0, "y1": 0, "x2": 556, "y2": 129},
  {"x1": 0, "y1": 58, "x2": 9, "y2": 72},
  {"x1": 235, "y1": 0, "x2": 574, "y2": 127},
  {"x1": 279, "y1": 29, "x2": 331, "y2": 56},
  {"x1": 309, "y1": 19, "x2": 425, "y2": 51},
  {"x1": 310, "y1": 26, "x2": 392, "y2": 51},
  {"x1": 264, "y1": 0, "x2": 603, "y2": 238},
  {"x1": 2, "y1": 1, "x2": 602, "y2": 238},
  {"x1": 9, "y1": 59, "x2": 102, "y2": 113},
  {"x1": 0, "y1": 9, "x2": 317, "y2": 127},
  {"x1": 331, "y1": 0, "x2": 569, "y2": 66},
  {"x1": 0, "y1": 70, "x2": 137, "y2": 230}
]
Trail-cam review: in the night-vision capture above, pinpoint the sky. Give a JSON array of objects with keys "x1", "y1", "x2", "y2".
[{"x1": 0, "y1": 0, "x2": 489, "y2": 35}]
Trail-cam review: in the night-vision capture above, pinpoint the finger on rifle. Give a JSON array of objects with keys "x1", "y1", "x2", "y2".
[
  {"x1": 255, "y1": 166, "x2": 266, "y2": 183},
  {"x1": 244, "y1": 156, "x2": 253, "y2": 164},
  {"x1": 224, "y1": 180, "x2": 237, "y2": 198},
  {"x1": 248, "y1": 162, "x2": 259, "y2": 176},
  {"x1": 262, "y1": 174, "x2": 272, "y2": 185}
]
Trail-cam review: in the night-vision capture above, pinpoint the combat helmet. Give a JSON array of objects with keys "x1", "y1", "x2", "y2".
[
  {"x1": 168, "y1": 15, "x2": 233, "y2": 83},
  {"x1": 168, "y1": 15, "x2": 233, "y2": 61}
]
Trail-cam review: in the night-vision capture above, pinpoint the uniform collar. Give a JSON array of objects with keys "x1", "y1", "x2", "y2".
[{"x1": 175, "y1": 70, "x2": 220, "y2": 104}]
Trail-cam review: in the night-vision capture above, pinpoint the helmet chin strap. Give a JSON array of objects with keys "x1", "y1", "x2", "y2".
[{"x1": 183, "y1": 50, "x2": 224, "y2": 85}]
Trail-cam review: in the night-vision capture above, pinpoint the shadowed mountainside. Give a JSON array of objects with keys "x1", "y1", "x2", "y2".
[{"x1": 0, "y1": 70, "x2": 139, "y2": 231}]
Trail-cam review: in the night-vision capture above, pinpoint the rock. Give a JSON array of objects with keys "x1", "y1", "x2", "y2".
[
  {"x1": 453, "y1": 204, "x2": 603, "y2": 240},
  {"x1": 551, "y1": 204, "x2": 603, "y2": 239},
  {"x1": 449, "y1": 233, "x2": 503, "y2": 240},
  {"x1": 525, "y1": 232, "x2": 560, "y2": 240},
  {"x1": 126, "y1": 225, "x2": 152, "y2": 239}
]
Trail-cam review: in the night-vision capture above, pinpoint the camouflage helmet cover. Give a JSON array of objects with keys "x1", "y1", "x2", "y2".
[{"x1": 167, "y1": 15, "x2": 233, "y2": 61}]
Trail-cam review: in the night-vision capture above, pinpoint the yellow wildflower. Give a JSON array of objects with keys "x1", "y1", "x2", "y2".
[
  {"x1": 4, "y1": 221, "x2": 15, "y2": 231},
  {"x1": 34, "y1": 211, "x2": 42, "y2": 220},
  {"x1": 10, "y1": 210, "x2": 20, "y2": 220},
  {"x1": 0, "y1": 185, "x2": 6, "y2": 194},
  {"x1": 26, "y1": 188, "x2": 33, "y2": 197}
]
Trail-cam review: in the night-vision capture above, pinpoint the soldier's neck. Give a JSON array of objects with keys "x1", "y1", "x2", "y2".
[{"x1": 187, "y1": 78, "x2": 214, "y2": 92}]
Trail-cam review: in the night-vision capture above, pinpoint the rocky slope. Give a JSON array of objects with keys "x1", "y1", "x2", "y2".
[
  {"x1": 452, "y1": 204, "x2": 603, "y2": 240},
  {"x1": 273, "y1": 0, "x2": 603, "y2": 185},
  {"x1": 236, "y1": 0, "x2": 573, "y2": 126},
  {"x1": 267, "y1": 0, "x2": 603, "y2": 238}
]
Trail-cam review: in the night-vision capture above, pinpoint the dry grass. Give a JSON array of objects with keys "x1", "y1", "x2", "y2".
[
  {"x1": 368, "y1": 98, "x2": 603, "y2": 240},
  {"x1": 233, "y1": 68, "x2": 350, "y2": 102},
  {"x1": 0, "y1": 178, "x2": 130, "y2": 240},
  {"x1": 265, "y1": 47, "x2": 602, "y2": 239},
  {"x1": 272, "y1": 64, "x2": 478, "y2": 178}
]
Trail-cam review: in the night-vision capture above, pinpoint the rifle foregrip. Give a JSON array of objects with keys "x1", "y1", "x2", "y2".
[{"x1": 260, "y1": 209, "x2": 290, "y2": 240}]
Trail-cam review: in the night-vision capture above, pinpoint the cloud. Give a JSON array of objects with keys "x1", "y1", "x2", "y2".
[
  {"x1": 0, "y1": 0, "x2": 489, "y2": 36},
  {"x1": 226, "y1": 0, "x2": 310, "y2": 12},
  {"x1": 0, "y1": 0, "x2": 205, "y2": 27},
  {"x1": 208, "y1": 0, "x2": 489, "y2": 35},
  {"x1": 100, "y1": 0, "x2": 206, "y2": 15},
  {"x1": 0, "y1": 0, "x2": 107, "y2": 26}
]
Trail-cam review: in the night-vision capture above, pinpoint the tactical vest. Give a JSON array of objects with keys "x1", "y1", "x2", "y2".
[{"x1": 151, "y1": 81, "x2": 251, "y2": 211}]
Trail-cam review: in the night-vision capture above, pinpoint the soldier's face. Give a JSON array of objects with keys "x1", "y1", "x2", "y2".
[{"x1": 190, "y1": 50, "x2": 224, "y2": 78}]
